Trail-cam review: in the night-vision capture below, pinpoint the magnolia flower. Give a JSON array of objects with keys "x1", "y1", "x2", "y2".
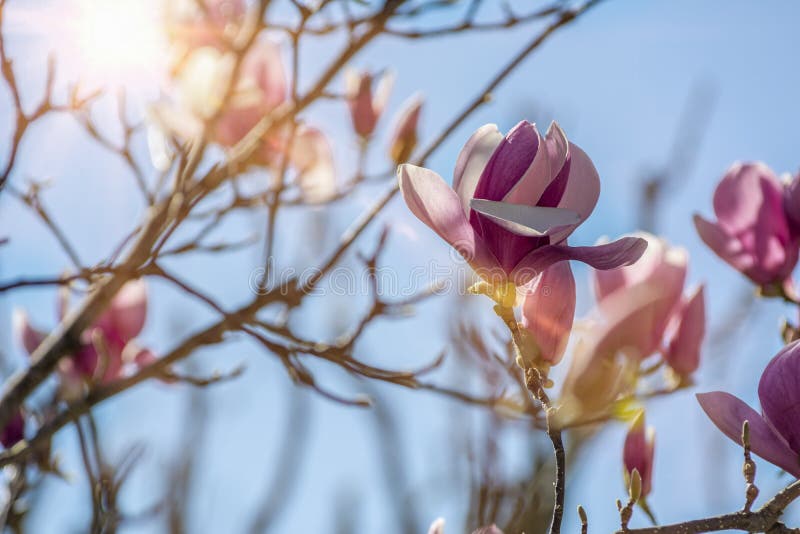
[
  {"x1": 150, "y1": 38, "x2": 287, "y2": 167},
  {"x1": 694, "y1": 162, "x2": 798, "y2": 287},
  {"x1": 555, "y1": 307, "x2": 638, "y2": 427},
  {"x1": 521, "y1": 261, "x2": 575, "y2": 365},
  {"x1": 698, "y1": 340, "x2": 800, "y2": 477},
  {"x1": 398, "y1": 121, "x2": 647, "y2": 287},
  {"x1": 624, "y1": 411, "x2": 655, "y2": 498},
  {"x1": 345, "y1": 69, "x2": 393, "y2": 138},
  {"x1": 593, "y1": 233, "x2": 706, "y2": 376},
  {"x1": 389, "y1": 94, "x2": 423, "y2": 165},
  {"x1": 288, "y1": 126, "x2": 337, "y2": 204},
  {"x1": 14, "y1": 280, "x2": 155, "y2": 390},
  {"x1": 166, "y1": 0, "x2": 247, "y2": 51},
  {"x1": 215, "y1": 38, "x2": 287, "y2": 148},
  {"x1": 0, "y1": 412, "x2": 24, "y2": 449}
]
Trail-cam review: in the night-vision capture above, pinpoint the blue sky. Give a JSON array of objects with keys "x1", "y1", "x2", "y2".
[{"x1": 2, "y1": 0, "x2": 800, "y2": 532}]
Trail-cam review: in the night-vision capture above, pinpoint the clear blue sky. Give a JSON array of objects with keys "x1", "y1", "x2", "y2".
[{"x1": 2, "y1": 1, "x2": 800, "y2": 532}]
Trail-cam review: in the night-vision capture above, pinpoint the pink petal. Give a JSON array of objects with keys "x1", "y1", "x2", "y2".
[
  {"x1": 471, "y1": 121, "x2": 540, "y2": 203},
  {"x1": 388, "y1": 94, "x2": 423, "y2": 164},
  {"x1": 398, "y1": 164, "x2": 486, "y2": 268},
  {"x1": 503, "y1": 121, "x2": 566, "y2": 206},
  {"x1": 713, "y1": 162, "x2": 781, "y2": 234},
  {"x1": 291, "y1": 127, "x2": 337, "y2": 203},
  {"x1": 98, "y1": 279, "x2": 148, "y2": 343},
  {"x1": 624, "y1": 411, "x2": 655, "y2": 497},
  {"x1": 665, "y1": 285, "x2": 706, "y2": 376},
  {"x1": 548, "y1": 142, "x2": 601, "y2": 243},
  {"x1": 694, "y1": 214, "x2": 753, "y2": 272},
  {"x1": 12, "y1": 310, "x2": 47, "y2": 356},
  {"x1": 593, "y1": 233, "x2": 681, "y2": 303},
  {"x1": 346, "y1": 71, "x2": 376, "y2": 137},
  {"x1": 521, "y1": 262, "x2": 575, "y2": 365},
  {"x1": 594, "y1": 233, "x2": 687, "y2": 352},
  {"x1": 758, "y1": 341, "x2": 800, "y2": 454},
  {"x1": 697, "y1": 391, "x2": 800, "y2": 476},
  {"x1": 510, "y1": 236, "x2": 648, "y2": 286},
  {"x1": 453, "y1": 124, "x2": 504, "y2": 213},
  {"x1": 784, "y1": 172, "x2": 800, "y2": 232},
  {"x1": 244, "y1": 38, "x2": 287, "y2": 111}
]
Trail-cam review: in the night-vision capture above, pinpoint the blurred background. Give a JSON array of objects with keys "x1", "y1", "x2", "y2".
[{"x1": 1, "y1": 0, "x2": 800, "y2": 532}]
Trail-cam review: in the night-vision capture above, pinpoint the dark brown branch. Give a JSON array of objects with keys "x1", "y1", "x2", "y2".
[{"x1": 617, "y1": 479, "x2": 800, "y2": 533}]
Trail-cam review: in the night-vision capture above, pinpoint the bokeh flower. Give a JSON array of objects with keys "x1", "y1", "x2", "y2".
[
  {"x1": 345, "y1": 69, "x2": 393, "y2": 138},
  {"x1": 593, "y1": 232, "x2": 705, "y2": 377},
  {"x1": 14, "y1": 280, "x2": 155, "y2": 393},
  {"x1": 389, "y1": 94, "x2": 423, "y2": 165}
]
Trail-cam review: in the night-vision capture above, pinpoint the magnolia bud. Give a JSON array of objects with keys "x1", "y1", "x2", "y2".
[
  {"x1": 623, "y1": 410, "x2": 655, "y2": 498},
  {"x1": 389, "y1": 94, "x2": 423, "y2": 165}
]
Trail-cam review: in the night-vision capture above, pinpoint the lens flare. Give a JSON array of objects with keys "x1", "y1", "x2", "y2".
[{"x1": 69, "y1": 0, "x2": 167, "y2": 84}]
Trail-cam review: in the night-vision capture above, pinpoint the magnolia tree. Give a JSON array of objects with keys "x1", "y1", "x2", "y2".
[{"x1": 0, "y1": 0, "x2": 798, "y2": 533}]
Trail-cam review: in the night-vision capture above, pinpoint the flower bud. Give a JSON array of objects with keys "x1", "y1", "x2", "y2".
[
  {"x1": 389, "y1": 94, "x2": 423, "y2": 164},
  {"x1": 623, "y1": 410, "x2": 655, "y2": 498},
  {"x1": 345, "y1": 69, "x2": 393, "y2": 138}
]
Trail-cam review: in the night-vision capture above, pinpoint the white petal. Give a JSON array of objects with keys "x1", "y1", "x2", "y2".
[{"x1": 469, "y1": 199, "x2": 581, "y2": 237}]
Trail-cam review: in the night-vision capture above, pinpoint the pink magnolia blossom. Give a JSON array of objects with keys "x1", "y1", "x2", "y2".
[
  {"x1": 698, "y1": 340, "x2": 800, "y2": 477},
  {"x1": 14, "y1": 280, "x2": 154, "y2": 390},
  {"x1": 695, "y1": 162, "x2": 798, "y2": 287},
  {"x1": 521, "y1": 261, "x2": 575, "y2": 365},
  {"x1": 345, "y1": 70, "x2": 393, "y2": 138},
  {"x1": 593, "y1": 233, "x2": 705, "y2": 376},
  {"x1": 783, "y1": 171, "x2": 800, "y2": 237},
  {"x1": 215, "y1": 38, "x2": 287, "y2": 148},
  {"x1": 398, "y1": 121, "x2": 647, "y2": 287},
  {"x1": 287, "y1": 126, "x2": 337, "y2": 204},
  {"x1": 166, "y1": 0, "x2": 247, "y2": 51},
  {"x1": 624, "y1": 410, "x2": 655, "y2": 497},
  {"x1": 389, "y1": 94, "x2": 423, "y2": 165}
]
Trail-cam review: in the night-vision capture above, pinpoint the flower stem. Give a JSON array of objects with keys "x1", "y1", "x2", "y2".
[{"x1": 495, "y1": 304, "x2": 566, "y2": 534}]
